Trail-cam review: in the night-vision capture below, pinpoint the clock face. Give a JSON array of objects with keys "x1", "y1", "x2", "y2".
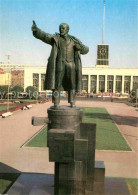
[
  {"x1": 100, "y1": 48, "x2": 106, "y2": 55},
  {"x1": 97, "y1": 45, "x2": 109, "y2": 65}
]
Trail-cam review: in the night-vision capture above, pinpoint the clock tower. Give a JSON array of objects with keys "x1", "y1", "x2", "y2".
[
  {"x1": 96, "y1": 44, "x2": 109, "y2": 66},
  {"x1": 96, "y1": 0, "x2": 109, "y2": 68}
]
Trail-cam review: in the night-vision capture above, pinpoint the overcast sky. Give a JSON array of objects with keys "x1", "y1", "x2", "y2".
[{"x1": 0, "y1": 0, "x2": 137, "y2": 68}]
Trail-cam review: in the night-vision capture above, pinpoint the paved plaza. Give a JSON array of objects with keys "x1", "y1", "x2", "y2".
[{"x1": 0, "y1": 100, "x2": 137, "y2": 179}]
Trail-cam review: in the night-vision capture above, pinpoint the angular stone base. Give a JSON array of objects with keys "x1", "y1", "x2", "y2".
[
  {"x1": 7, "y1": 173, "x2": 54, "y2": 195},
  {"x1": 47, "y1": 106, "x2": 98, "y2": 194},
  {"x1": 30, "y1": 105, "x2": 106, "y2": 194},
  {"x1": 7, "y1": 173, "x2": 130, "y2": 195}
]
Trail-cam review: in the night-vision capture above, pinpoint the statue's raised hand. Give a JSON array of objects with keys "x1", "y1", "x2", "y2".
[{"x1": 32, "y1": 20, "x2": 37, "y2": 31}]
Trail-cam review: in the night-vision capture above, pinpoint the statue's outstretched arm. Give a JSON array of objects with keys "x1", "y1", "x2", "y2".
[{"x1": 31, "y1": 20, "x2": 53, "y2": 45}]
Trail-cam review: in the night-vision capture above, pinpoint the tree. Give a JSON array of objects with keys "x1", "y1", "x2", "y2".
[
  {"x1": 26, "y1": 86, "x2": 37, "y2": 93},
  {"x1": 26, "y1": 86, "x2": 37, "y2": 99},
  {"x1": 0, "y1": 85, "x2": 11, "y2": 99},
  {"x1": 0, "y1": 85, "x2": 9, "y2": 93},
  {"x1": 129, "y1": 89, "x2": 137, "y2": 103},
  {"x1": 11, "y1": 85, "x2": 24, "y2": 93}
]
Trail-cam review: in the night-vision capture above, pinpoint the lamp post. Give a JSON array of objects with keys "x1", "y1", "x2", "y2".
[{"x1": 5, "y1": 54, "x2": 11, "y2": 112}]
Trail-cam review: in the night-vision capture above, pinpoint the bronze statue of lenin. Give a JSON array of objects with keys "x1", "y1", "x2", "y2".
[{"x1": 32, "y1": 21, "x2": 89, "y2": 107}]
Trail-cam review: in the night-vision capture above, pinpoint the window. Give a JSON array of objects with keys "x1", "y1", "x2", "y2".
[
  {"x1": 99, "y1": 75, "x2": 105, "y2": 92},
  {"x1": 33, "y1": 73, "x2": 39, "y2": 90},
  {"x1": 107, "y1": 75, "x2": 114, "y2": 92},
  {"x1": 41, "y1": 74, "x2": 46, "y2": 91},
  {"x1": 124, "y1": 76, "x2": 131, "y2": 93},
  {"x1": 82, "y1": 75, "x2": 88, "y2": 92},
  {"x1": 133, "y1": 76, "x2": 138, "y2": 91},
  {"x1": 116, "y1": 76, "x2": 122, "y2": 93},
  {"x1": 90, "y1": 75, "x2": 97, "y2": 93}
]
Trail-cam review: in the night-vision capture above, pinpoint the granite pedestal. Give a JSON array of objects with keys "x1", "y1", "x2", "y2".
[{"x1": 47, "y1": 105, "x2": 105, "y2": 195}]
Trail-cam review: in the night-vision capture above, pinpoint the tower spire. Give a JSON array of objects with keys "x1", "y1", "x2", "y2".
[
  {"x1": 102, "y1": 0, "x2": 106, "y2": 44},
  {"x1": 96, "y1": 0, "x2": 109, "y2": 67}
]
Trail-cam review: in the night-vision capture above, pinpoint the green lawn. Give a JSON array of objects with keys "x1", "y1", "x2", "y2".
[
  {"x1": 126, "y1": 178, "x2": 138, "y2": 195},
  {"x1": 0, "y1": 105, "x2": 15, "y2": 112},
  {"x1": 81, "y1": 107, "x2": 131, "y2": 150},
  {"x1": 26, "y1": 107, "x2": 131, "y2": 151},
  {"x1": 26, "y1": 126, "x2": 47, "y2": 147},
  {"x1": 19, "y1": 99, "x2": 37, "y2": 103},
  {"x1": 0, "y1": 173, "x2": 20, "y2": 194}
]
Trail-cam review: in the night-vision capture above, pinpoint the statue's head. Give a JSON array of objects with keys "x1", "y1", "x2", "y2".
[{"x1": 59, "y1": 23, "x2": 69, "y2": 36}]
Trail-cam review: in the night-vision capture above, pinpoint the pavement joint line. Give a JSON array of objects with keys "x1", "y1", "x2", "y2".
[
  {"x1": 109, "y1": 113, "x2": 135, "y2": 152},
  {"x1": 95, "y1": 149, "x2": 135, "y2": 153},
  {"x1": 22, "y1": 147, "x2": 135, "y2": 153},
  {"x1": 22, "y1": 146, "x2": 48, "y2": 149},
  {"x1": 21, "y1": 125, "x2": 47, "y2": 148},
  {"x1": 123, "y1": 134, "x2": 137, "y2": 138}
]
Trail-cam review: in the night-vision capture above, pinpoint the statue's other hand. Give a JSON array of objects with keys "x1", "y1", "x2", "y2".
[
  {"x1": 73, "y1": 37, "x2": 82, "y2": 45},
  {"x1": 32, "y1": 20, "x2": 37, "y2": 31},
  {"x1": 75, "y1": 43, "x2": 82, "y2": 50}
]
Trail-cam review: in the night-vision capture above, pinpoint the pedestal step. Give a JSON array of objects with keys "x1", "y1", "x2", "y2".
[{"x1": 7, "y1": 173, "x2": 130, "y2": 195}]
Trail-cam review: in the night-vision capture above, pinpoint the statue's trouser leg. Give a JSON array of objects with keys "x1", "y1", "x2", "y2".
[
  {"x1": 65, "y1": 62, "x2": 76, "y2": 107},
  {"x1": 68, "y1": 90, "x2": 76, "y2": 107},
  {"x1": 52, "y1": 89, "x2": 60, "y2": 107},
  {"x1": 54, "y1": 68, "x2": 65, "y2": 106}
]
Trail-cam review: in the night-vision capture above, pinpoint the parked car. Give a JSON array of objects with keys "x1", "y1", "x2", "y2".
[
  {"x1": 18, "y1": 92, "x2": 28, "y2": 99},
  {"x1": 60, "y1": 92, "x2": 66, "y2": 98},
  {"x1": 5, "y1": 92, "x2": 15, "y2": 99},
  {"x1": 46, "y1": 91, "x2": 52, "y2": 97}
]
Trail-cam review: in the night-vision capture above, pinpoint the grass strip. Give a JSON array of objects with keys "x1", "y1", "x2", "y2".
[
  {"x1": 0, "y1": 173, "x2": 20, "y2": 194},
  {"x1": 81, "y1": 107, "x2": 131, "y2": 150},
  {"x1": 0, "y1": 105, "x2": 15, "y2": 112},
  {"x1": 26, "y1": 126, "x2": 47, "y2": 147},
  {"x1": 126, "y1": 178, "x2": 138, "y2": 195}
]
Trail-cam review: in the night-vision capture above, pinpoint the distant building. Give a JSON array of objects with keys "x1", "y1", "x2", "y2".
[
  {"x1": 0, "y1": 64, "x2": 25, "y2": 87},
  {"x1": 11, "y1": 70, "x2": 24, "y2": 87},
  {"x1": 0, "y1": 64, "x2": 137, "y2": 94},
  {"x1": 26, "y1": 66, "x2": 138, "y2": 94},
  {"x1": 0, "y1": 68, "x2": 11, "y2": 85}
]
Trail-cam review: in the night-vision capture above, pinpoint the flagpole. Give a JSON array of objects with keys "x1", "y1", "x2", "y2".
[{"x1": 102, "y1": 0, "x2": 106, "y2": 44}]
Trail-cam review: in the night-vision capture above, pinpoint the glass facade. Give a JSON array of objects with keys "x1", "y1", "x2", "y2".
[
  {"x1": 31, "y1": 72, "x2": 137, "y2": 94},
  {"x1": 133, "y1": 76, "x2": 138, "y2": 90},
  {"x1": 99, "y1": 75, "x2": 105, "y2": 92},
  {"x1": 107, "y1": 75, "x2": 114, "y2": 92},
  {"x1": 124, "y1": 76, "x2": 131, "y2": 93},
  {"x1": 33, "y1": 73, "x2": 39, "y2": 90},
  {"x1": 41, "y1": 74, "x2": 45, "y2": 91},
  {"x1": 116, "y1": 76, "x2": 122, "y2": 93},
  {"x1": 90, "y1": 75, "x2": 97, "y2": 93},
  {"x1": 82, "y1": 75, "x2": 88, "y2": 92}
]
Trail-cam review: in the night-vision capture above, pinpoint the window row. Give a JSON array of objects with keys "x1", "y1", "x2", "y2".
[
  {"x1": 33, "y1": 74, "x2": 138, "y2": 93},
  {"x1": 82, "y1": 75, "x2": 138, "y2": 93}
]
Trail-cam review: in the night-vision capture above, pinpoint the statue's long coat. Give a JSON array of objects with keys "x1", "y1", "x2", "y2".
[{"x1": 33, "y1": 29, "x2": 89, "y2": 92}]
